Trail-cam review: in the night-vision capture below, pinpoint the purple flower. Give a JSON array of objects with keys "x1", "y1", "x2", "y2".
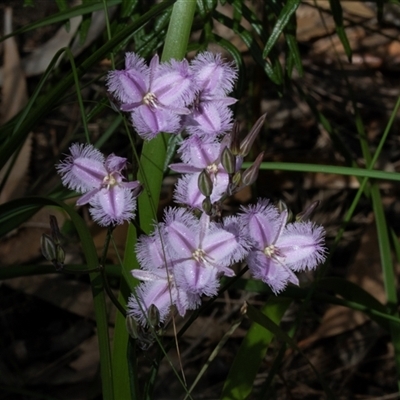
[
  {"x1": 183, "y1": 52, "x2": 238, "y2": 137},
  {"x1": 56, "y1": 143, "x2": 141, "y2": 226},
  {"x1": 240, "y1": 199, "x2": 326, "y2": 293},
  {"x1": 164, "y1": 208, "x2": 248, "y2": 295},
  {"x1": 107, "y1": 53, "x2": 195, "y2": 139},
  {"x1": 128, "y1": 228, "x2": 201, "y2": 326},
  {"x1": 170, "y1": 135, "x2": 230, "y2": 209}
]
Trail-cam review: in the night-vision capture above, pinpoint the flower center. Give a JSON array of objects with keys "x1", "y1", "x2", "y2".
[
  {"x1": 143, "y1": 92, "x2": 158, "y2": 108},
  {"x1": 192, "y1": 248, "x2": 206, "y2": 262},
  {"x1": 103, "y1": 173, "x2": 118, "y2": 190},
  {"x1": 264, "y1": 244, "x2": 278, "y2": 258},
  {"x1": 206, "y1": 163, "x2": 219, "y2": 175}
]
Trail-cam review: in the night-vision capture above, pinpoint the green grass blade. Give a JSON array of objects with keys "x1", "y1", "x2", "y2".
[
  {"x1": 220, "y1": 297, "x2": 291, "y2": 400},
  {"x1": 0, "y1": 196, "x2": 114, "y2": 399},
  {"x1": 111, "y1": 1, "x2": 195, "y2": 399},
  {"x1": 262, "y1": 0, "x2": 301, "y2": 59},
  {"x1": 0, "y1": 0, "x2": 176, "y2": 171},
  {"x1": 328, "y1": 0, "x2": 352, "y2": 61},
  {"x1": 0, "y1": 0, "x2": 122, "y2": 42},
  {"x1": 371, "y1": 183, "x2": 400, "y2": 391},
  {"x1": 243, "y1": 161, "x2": 400, "y2": 182}
]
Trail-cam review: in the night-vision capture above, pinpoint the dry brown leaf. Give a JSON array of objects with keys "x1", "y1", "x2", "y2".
[{"x1": 0, "y1": 7, "x2": 32, "y2": 203}]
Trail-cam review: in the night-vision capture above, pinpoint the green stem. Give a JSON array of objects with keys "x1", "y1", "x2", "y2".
[{"x1": 112, "y1": 2, "x2": 196, "y2": 399}]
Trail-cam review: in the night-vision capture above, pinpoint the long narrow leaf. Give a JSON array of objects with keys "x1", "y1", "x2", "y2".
[{"x1": 220, "y1": 297, "x2": 291, "y2": 400}]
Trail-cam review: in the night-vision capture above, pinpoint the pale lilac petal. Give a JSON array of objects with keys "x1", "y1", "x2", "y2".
[
  {"x1": 166, "y1": 220, "x2": 197, "y2": 259},
  {"x1": 128, "y1": 280, "x2": 174, "y2": 326},
  {"x1": 131, "y1": 269, "x2": 167, "y2": 282},
  {"x1": 90, "y1": 187, "x2": 136, "y2": 226},
  {"x1": 174, "y1": 172, "x2": 228, "y2": 210},
  {"x1": 178, "y1": 135, "x2": 220, "y2": 167},
  {"x1": 202, "y1": 229, "x2": 238, "y2": 265},
  {"x1": 222, "y1": 216, "x2": 251, "y2": 263},
  {"x1": 186, "y1": 102, "x2": 233, "y2": 137},
  {"x1": 154, "y1": 58, "x2": 195, "y2": 106},
  {"x1": 174, "y1": 175, "x2": 203, "y2": 209},
  {"x1": 76, "y1": 188, "x2": 100, "y2": 206},
  {"x1": 105, "y1": 154, "x2": 128, "y2": 172},
  {"x1": 169, "y1": 163, "x2": 201, "y2": 174},
  {"x1": 191, "y1": 52, "x2": 237, "y2": 96},
  {"x1": 107, "y1": 52, "x2": 148, "y2": 105},
  {"x1": 240, "y1": 199, "x2": 280, "y2": 248},
  {"x1": 247, "y1": 250, "x2": 298, "y2": 294},
  {"x1": 56, "y1": 143, "x2": 106, "y2": 192},
  {"x1": 277, "y1": 222, "x2": 326, "y2": 271},
  {"x1": 107, "y1": 70, "x2": 147, "y2": 105},
  {"x1": 175, "y1": 261, "x2": 219, "y2": 296},
  {"x1": 136, "y1": 229, "x2": 171, "y2": 271},
  {"x1": 131, "y1": 106, "x2": 181, "y2": 139}
]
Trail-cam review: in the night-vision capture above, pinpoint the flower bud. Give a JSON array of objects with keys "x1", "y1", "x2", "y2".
[
  {"x1": 241, "y1": 152, "x2": 264, "y2": 186},
  {"x1": 41, "y1": 233, "x2": 65, "y2": 271},
  {"x1": 239, "y1": 114, "x2": 266, "y2": 157},
  {"x1": 221, "y1": 146, "x2": 236, "y2": 174},
  {"x1": 229, "y1": 120, "x2": 241, "y2": 155},
  {"x1": 277, "y1": 200, "x2": 293, "y2": 223},
  {"x1": 148, "y1": 304, "x2": 160, "y2": 328},
  {"x1": 126, "y1": 314, "x2": 139, "y2": 339},
  {"x1": 198, "y1": 170, "x2": 213, "y2": 197},
  {"x1": 131, "y1": 183, "x2": 144, "y2": 198},
  {"x1": 231, "y1": 171, "x2": 242, "y2": 189},
  {"x1": 296, "y1": 200, "x2": 320, "y2": 222},
  {"x1": 202, "y1": 197, "x2": 212, "y2": 214}
]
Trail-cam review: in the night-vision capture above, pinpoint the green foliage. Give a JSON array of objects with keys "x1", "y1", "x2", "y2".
[{"x1": 1, "y1": 0, "x2": 400, "y2": 398}]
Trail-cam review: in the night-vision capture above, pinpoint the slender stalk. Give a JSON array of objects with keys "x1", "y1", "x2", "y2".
[{"x1": 112, "y1": 2, "x2": 196, "y2": 398}]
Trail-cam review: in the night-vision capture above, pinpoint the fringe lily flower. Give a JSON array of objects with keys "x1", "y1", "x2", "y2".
[
  {"x1": 164, "y1": 208, "x2": 248, "y2": 296},
  {"x1": 170, "y1": 135, "x2": 230, "y2": 209},
  {"x1": 56, "y1": 143, "x2": 141, "y2": 226},
  {"x1": 107, "y1": 53, "x2": 195, "y2": 139},
  {"x1": 184, "y1": 52, "x2": 237, "y2": 137},
  {"x1": 240, "y1": 199, "x2": 326, "y2": 293}
]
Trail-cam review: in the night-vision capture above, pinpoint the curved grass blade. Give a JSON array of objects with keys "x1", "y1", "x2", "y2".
[
  {"x1": 220, "y1": 297, "x2": 291, "y2": 400},
  {"x1": 213, "y1": 10, "x2": 283, "y2": 85},
  {"x1": 0, "y1": 196, "x2": 114, "y2": 399},
  {"x1": 0, "y1": 0, "x2": 177, "y2": 171},
  {"x1": 111, "y1": 1, "x2": 195, "y2": 399},
  {"x1": 244, "y1": 161, "x2": 400, "y2": 182},
  {"x1": 328, "y1": 0, "x2": 352, "y2": 61},
  {"x1": 245, "y1": 302, "x2": 335, "y2": 399},
  {"x1": 0, "y1": 0, "x2": 122, "y2": 42},
  {"x1": 262, "y1": 0, "x2": 301, "y2": 59}
]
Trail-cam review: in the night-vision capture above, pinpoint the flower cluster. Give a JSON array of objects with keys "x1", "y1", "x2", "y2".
[
  {"x1": 56, "y1": 143, "x2": 141, "y2": 226},
  {"x1": 56, "y1": 51, "x2": 327, "y2": 337},
  {"x1": 107, "y1": 52, "x2": 237, "y2": 139},
  {"x1": 128, "y1": 208, "x2": 249, "y2": 326},
  {"x1": 128, "y1": 200, "x2": 326, "y2": 327}
]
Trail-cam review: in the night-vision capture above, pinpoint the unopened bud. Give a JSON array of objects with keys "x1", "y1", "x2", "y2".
[
  {"x1": 198, "y1": 170, "x2": 213, "y2": 197},
  {"x1": 232, "y1": 171, "x2": 242, "y2": 188},
  {"x1": 148, "y1": 304, "x2": 160, "y2": 328},
  {"x1": 230, "y1": 121, "x2": 241, "y2": 155},
  {"x1": 126, "y1": 314, "x2": 139, "y2": 339},
  {"x1": 240, "y1": 114, "x2": 266, "y2": 157},
  {"x1": 296, "y1": 201, "x2": 320, "y2": 222},
  {"x1": 132, "y1": 183, "x2": 144, "y2": 198},
  {"x1": 221, "y1": 146, "x2": 236, "y2": 174},
  {"x1": 241, "y1": 152, "x2": 264, "y2": 186},
  {"x1": 202, "y1": 197, "x2": 212, "y2": 214},
  {"x1": 277, "y1": 201, "x2": 293, "y2": 223},
  {"x1": 41, "y1": 233, "x2": 65, "y2": 271},
  {"x1": 49, "y1": 215, "x2": 61, "y2": 244}
]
